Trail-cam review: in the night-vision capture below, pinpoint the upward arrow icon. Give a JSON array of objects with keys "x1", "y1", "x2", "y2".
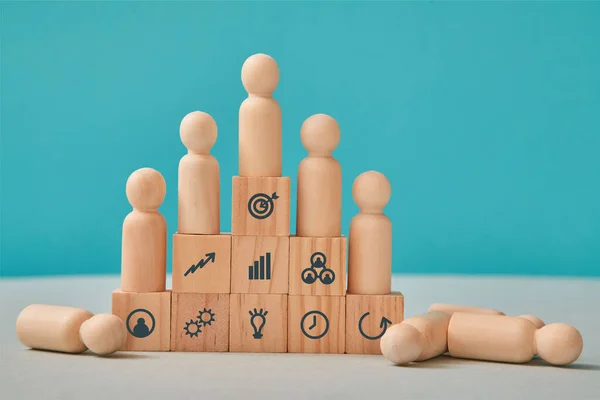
[{"x1": 184, "y1": 252, "x2": 216, "y2": 277}]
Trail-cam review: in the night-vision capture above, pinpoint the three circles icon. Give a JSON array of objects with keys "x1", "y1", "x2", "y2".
[
  {"x1": 301, "y1": 252, "x2": 335, "y2": 285},
  {"x1": 247, "y1": 192, "x2": 279, "y2": 219}
]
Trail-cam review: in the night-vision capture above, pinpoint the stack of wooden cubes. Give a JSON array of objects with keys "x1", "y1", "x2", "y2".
[{"x1": 111, "y1": 53, "x2": 404, "y2": 354}]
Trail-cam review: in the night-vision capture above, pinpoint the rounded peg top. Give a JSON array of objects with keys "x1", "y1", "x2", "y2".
[
  {"x1": 535, "y1": 323, "x2": 583, "y2": 365},
  {"x1": 300, "y1": 114, "x2": 340, "y2": 156},
  {"x1": 180, "y1": 111, "x2": 217, "y2": 154},
  {"x1": 126, "y1": 168, "x2": 166, "y2": 212},
  {"x1": 518, "y1": 314, "x2": 545, "y2": 329},
  {"x1": 380, "y1": 323, "x2": 423, "y2": 365},
  {"x1": 241, "y1": 53, "x2": 279, "y2": 96},
  {"x1": 79, "y1": 314, "x2": 127, "y2": 355},
  {"x1": 352, "y1": 170, "x2": 391, "y2": 213}
]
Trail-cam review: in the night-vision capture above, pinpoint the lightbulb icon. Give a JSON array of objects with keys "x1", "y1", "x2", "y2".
[{"x1": 249, "y1": 308, "x2": 268, "y2": 339}]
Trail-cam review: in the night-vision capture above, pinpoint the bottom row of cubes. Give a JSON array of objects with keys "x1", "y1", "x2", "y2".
[{"x1": 112, "y1": 290, "x2": 404, "y2": 354}]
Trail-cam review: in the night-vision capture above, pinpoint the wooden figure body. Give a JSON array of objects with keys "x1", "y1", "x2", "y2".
[
  {"x1": 380, "y1": 311, "x2": 451, "y2": 365},
  {"x1": 448, "y1": 312, "x2": 583, "y2": 365},
  {"x1": 296, "y1": 114, "x2": 342, "y2": 237},
  {"x1": 178, "y1": 111, "x2": 220, "y2": 234},
  {"x1": 429, "y1": 303, "x2": 505, "y2": 316},
  {"x1": 16, "y1": 304, "x2": 93, "y2": 353},
  {"x1": 348, "y1": 171, "x2": 392, "y2": 295},
  {"x1": 239, "y1": 53, "x2": 282, "y2": 177},
  {"x1": 121, "y1": 168, "x2": 167, "y2": 292}
]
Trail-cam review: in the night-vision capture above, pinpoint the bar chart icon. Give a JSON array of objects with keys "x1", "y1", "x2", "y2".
[{"x1": 248, "y1": 253, "x2": 272, "y2": 280}]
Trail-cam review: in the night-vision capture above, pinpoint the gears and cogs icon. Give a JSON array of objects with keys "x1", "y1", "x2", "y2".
[
  {"x1": 197, "y1": 308, "x2": 216, "y2": 327},
  {"x1": 184, "y1": 319, "x2": 202, "y2": 338}
]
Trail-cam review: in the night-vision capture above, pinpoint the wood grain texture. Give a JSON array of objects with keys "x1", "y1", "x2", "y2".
[
  {"x1": 231, "y1": 236, "x2": 289, "y2": 294},
  {"x1": 348, "y1": 171, "x2": 392, "y2": 295},
  {"x1": 121, "y1": 168, "x2": 167, "y2": 293},
  {"x1": 289, "y1": 236, "x2": 346, "y2": 296},
  {"x1": 172, "y1": 234, "x2": 231, "y2": 294},
  {"x1": 178, "y1": 111, "x2": 220, "y2": 234},
  {"x1": 232, "y1": 177, "x2": 290, "y2": 236},
  {"x1": 296, "y1": 114, "x2": 342, "y2": 237},
  {"x1": 288, "y1": 295, "x2": 345, "y2": 354},
  {"x1": 111, "y1": 290, "x2": 171, "y2": 351},
  {"x1": 345, "y1": 293, "x2": 404, "y2": 354},
  {"x1": 170, "y1": 293, "x2": 229, "y2": 352},
  {"x1": 239, "y1": 54, "x2": 282, "y2": 177},
  {"x1": 230, "y1": 294, "x2": 288, "y2": 353}
]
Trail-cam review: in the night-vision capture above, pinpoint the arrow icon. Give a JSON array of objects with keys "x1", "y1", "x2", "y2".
[
  {"x1": 184, "y1": 252, "x2": 216, "y2": 277},
  {"x1": 358, "y1": 312, "x2": 392, "y2": 340}
]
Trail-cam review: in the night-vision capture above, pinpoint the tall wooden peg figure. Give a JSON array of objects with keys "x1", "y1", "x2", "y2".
[
  {"x1": 239, "y1": 53, "x2": 282, "y2": 177},
  {"x1": 121, "y1": 168, "x2": 167, "y2": 292},
  {"x1": 178, "y1": 111, "x2": 220, "y2": 234},
  {"x1": 296, "y1": 114, "x2": 342, "y2": 237},
  {"x1": 348, "y1": 171, "x2": 392, "y2": 295}
]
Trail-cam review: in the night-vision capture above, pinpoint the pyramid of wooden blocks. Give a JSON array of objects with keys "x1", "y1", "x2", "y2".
[{"x1": 110, "y1": 53, "x2": 404, "y2": 355}]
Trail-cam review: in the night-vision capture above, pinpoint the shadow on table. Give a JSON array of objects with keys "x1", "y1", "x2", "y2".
[
  {"x1": 393, "y1": 355, "x2": 600, "y2": 371},
  {"x1": 526, "y1": 357, "x2": 600, "y2": 371},
  {"x1": 23, "y1": 348, "x2": 153, "y2": 360}
]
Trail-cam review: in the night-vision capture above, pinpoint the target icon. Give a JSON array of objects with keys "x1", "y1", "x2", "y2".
[{"x1": 248, "y1": 192, "x2": 279, "y2": 219}]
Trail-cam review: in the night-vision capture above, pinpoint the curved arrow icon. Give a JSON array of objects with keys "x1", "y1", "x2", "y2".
[
  {"x1": 184, "y1": 252, "x2": 216, "y2": 276},
  {"x1": 358, "y1": 312, "x2": 392, "y2": 340}
]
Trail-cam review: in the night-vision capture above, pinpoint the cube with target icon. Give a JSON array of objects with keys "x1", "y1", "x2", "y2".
[
  {"x1": 232, "y1": 176, "x2": 290, "y2": 236},
  {"x1": 170, "y1": 293, "x2": 230, "y2": 352}
]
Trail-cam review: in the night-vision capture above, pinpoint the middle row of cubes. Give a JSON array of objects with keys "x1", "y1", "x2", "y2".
[{"x1": 173, "y1": 234, "x2": 346, "y2": 295}]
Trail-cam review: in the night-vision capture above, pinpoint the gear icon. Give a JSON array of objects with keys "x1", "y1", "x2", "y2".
[
  {"x1": 197, "y1": 308, "x2": 216, "y2": 327},
  {"x1": 184, "y1": 319, "x2": 202, "y2": 338}
]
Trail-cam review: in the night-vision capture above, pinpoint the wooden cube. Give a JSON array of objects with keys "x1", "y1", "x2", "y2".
[
  {"x1": 232, "y1": 176, "x2": 290, "y2": 236},
  {"x1": 230, "y1": 294, "x2": 287, "y2": 353},
  {"x1": 172, "y1": 234, "x2": 231, "y2": 293},
  {"x1": 345, "y1": 293, "x2": 404, "y2": 354},
  {"x1": 170, "y1": 293, "x2": 229, "y2": 352},
  {"x1": 231, "y1": 235, "x2": 289, "y2": 294},
  {"x1": 288, "y1": 295, "x2": 345, "y2": 354},
  {"x1": 289, "y1": 236, "x2": 346, "y2": 296},
  {"x1": 112, "y1": 290, "x2": 171, "y2": 351}
]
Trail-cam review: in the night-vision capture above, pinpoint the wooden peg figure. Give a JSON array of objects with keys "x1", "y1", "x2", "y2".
[
  {"x1": 448, "y1": 313, "x2": 583, "y2": 365},
  {"x1": 121, "y1": 168, "x2": 167, "y2": 292},
  {"x1": 296, "y1": 114, "x2": 342, "y2": 237},
  {"x1": 239, "y1": 53, "x2": 282, "y2": 177},
  {"x1": 178, "y1": 111, "x2": 220, "y2": 234},
  {"x1": 348, "y1": 171, "x2": 392, "y2": 295}
]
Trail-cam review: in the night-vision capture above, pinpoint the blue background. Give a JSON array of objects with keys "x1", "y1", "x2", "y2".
[{"x1": 2, "y1": 1, "x2": 599, "y2": 277}]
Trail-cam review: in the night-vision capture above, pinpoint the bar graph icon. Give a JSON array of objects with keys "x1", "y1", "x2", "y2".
[{"x1": 248, "y1": 253, "x2": 272, "y2": 280}]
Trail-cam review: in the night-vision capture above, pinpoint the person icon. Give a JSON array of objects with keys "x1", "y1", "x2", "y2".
[
  {"x1": 312, "y1": 254, "x2": 325, "y2": 268},
  {"x1": 133, "y1": 317, "x2": 150, "y2": 338},
  {"x1": 319, "y1": 268, "x2": 335, "y2": 285},
  {"x1": 126, "y1": 309, "x2": 156, "y2": 339},
  {"x1": 301, "y1": 267, "x2": 318, "y2": 284}
]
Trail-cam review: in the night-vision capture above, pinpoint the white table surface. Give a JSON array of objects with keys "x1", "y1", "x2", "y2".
[{"x1": 1, "y1": 275, "x2": 598, "y2": 399}]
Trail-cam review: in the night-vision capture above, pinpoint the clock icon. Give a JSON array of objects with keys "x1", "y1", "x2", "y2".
[{"x1": 300, "y1": 310, "x2": 329, "y2": 339}]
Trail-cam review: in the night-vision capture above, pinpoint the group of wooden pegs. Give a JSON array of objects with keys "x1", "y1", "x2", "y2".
[
  {"x1": 381, "y1": 303, "x2": 583, "y2": 366},
  {"x1": 14, "y1": 52, "x2": 584, "y2": 366}
]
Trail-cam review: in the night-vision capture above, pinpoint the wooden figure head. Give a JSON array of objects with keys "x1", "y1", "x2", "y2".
[
  {"x1": 126, "y1": 168, "x2": 166, "y2": 212},
  {"x1": 241, "y1": 53, "x2": 279, "y2": 96},
  {"x1": 352, "y1": 171, "x2": 391, "y2": 214},
  {"x1": 300, "y1": 114, "x2": 340, "y2": 157},
  {"x1": 180, "y1": 111, "x2": 218, "y2": 155},
  {"x1": 535, "y1": 323, "x2": 583, "y2": 365}
]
